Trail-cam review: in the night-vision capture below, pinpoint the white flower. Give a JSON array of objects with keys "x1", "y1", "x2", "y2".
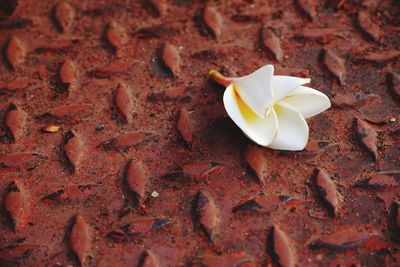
[{"x1": 209, "y1": 65, "x2": 331, "y2": 151}]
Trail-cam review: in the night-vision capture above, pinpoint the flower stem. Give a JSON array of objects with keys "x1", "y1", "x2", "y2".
[{"x1": 208, "y1": 69, "x2": 234, "y2": 87}]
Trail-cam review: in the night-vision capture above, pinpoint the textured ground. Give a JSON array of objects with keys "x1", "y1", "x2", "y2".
[{"x1": 0, "y1": 0, "x2": 399, "y2": 266}]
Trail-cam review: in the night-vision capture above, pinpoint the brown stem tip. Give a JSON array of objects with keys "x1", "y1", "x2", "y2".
[{"x1": 208, "y1": 69, "x2": 234, "y2": 87}]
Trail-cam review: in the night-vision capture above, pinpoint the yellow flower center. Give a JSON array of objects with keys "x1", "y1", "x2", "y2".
[{"x1": 233, "y1": 86, "x2": 259, "y2": 123}]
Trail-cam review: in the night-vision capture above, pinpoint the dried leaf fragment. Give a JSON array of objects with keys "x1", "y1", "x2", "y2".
[
  {"x1": 358, "y1": 11, "x2": 380, "y2": 42},
  {"x1": 0, "y1": 153, "x2": 46, "y2": 171},
  {"x1": 195, "y1": 191, "x2": 219, "y2": 242},
  {"x1": 107, "y1": 218, "x2": 172, "y2": 242},
  {"x1": 43, "y1": 104, "x2": 92, "y2": 119},
  {"x1": 203, "y1": 6, "x2": 222, "y2": 38},
  {"x1": 35, "y1": 39, "x2": 78, "y2": 53},
  {"x1": 99, "y1": 132, "x2": 154, "y2": 152},
  {"x1": 355, "y1": 174, "x2": 398, "y2": 190},
  {"x1": 59, "y1": 59, "x2": 76, "y2": 88},
  {"x1": 177, "y1": 109, "x2": 195, "y2": 145},
  {"x1": 5, "y1": 35, "x2": 25, "y2": 70},
  {"x1": 0, "y1": 78, "x2": 39, "y2": 93},
  {"x1": 322, "y1": 49, "x2": 345, "y2": 85},
  {"x1": 331, "y1": 93, "x2": 379, "y2": 108},
  {"x1": 261, "y1": 26, "x2": 283, "y2": 62},
  {"x1": 299, "y1": 28, "x2": 339, "y2": 42},
  {"x1": 91, "y1": 62, "x2": 132, "y2": 78},
  {"x1": 162, "y1": 161, "x2": 224, "y2": 180},
  {"x1": 310, "y1": 228, "x2": 372, "y2": 250},
  {"x1": 232, "y1": 199, "x2": 263, "y2": 212},
  {"x1": 361, "y1": 50, "x2": 400, "y2": 65},
  {"x1": 114, "y1": 83, "x2": 132, "y2": 123},
  {"x1": 126, "y1": 160, "x2": 149, "y2": 203},
  {"x1": 63, "y1": 131, "x2": 83, "y2": 172},
  {"x1": 356, "y1": 118, "x2": 379, "y2": 161},
  {"x1": 70, "y1": 214, "x2": 91, "y2": 266},
  {"x1": 53, "y1": 1, "x2": 75, "y2": 32},
  {"x1": 42, "y1": 184, "x2": 96, "y2": 203},
  {"x1": 162, "y1": 43, "x2": 181, "y2": 76},
  {"x1": 106, "y1": 21, "x2": 127, "y2": 50},
  {"x1": 181, "y1": 161, "x2": 224, "y2": 178},
  {"x1": 4, "y1": 182, "x2": 30, "y2": 231},
  {"x1": 232, "y1": 195, "x2": 287, "y2": 213},
  {"x1": 4, "y1": 104, "x2": 25, "y2": 142},
  {"x1": 272, "y1": 225, "x2": 296, "y2": 267},
  {"x1": 314, "y1": 169, "x2": 342, "y2": 216},
  {"x1": 244, "y1": 145, "x2": 269, "y2": 184}
]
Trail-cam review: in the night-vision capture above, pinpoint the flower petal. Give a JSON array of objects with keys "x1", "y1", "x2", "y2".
[
  {"x1": 233, "y1": 65, "x2": 274, "y2": 118},
  {"x1": 282, "y1": 86, "x2": 331, "y2": 118},
  {"x1": 223, "y1": 84, "x2": 278, "y2": 146},
  {"x1": 272, "y1": 75, "x2": 310, "y2": 103},
  {"x1": 267, "y1": 102, "x2": 309, "y2": 151}
]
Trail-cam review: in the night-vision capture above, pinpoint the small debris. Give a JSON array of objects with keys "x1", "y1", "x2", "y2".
[
  {"x1": 96, "y1": 124, "x2": 105, "y2": 131},
  {"x1": 42, "y1": 125, "x2": 61, "y2": 133}
]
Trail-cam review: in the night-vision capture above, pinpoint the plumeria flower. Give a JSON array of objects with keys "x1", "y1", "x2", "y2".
[{"x1": 209, "y1": 65, "x2": 331, "y2": 151}]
